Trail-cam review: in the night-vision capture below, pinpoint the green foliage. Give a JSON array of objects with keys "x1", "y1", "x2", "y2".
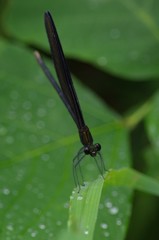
[
  {"x1": 65, "y1": 169, "x2": 159, "y2": 240},
  {"x1": 0, "y1": 1, "x2": 159, "y2": 240}
]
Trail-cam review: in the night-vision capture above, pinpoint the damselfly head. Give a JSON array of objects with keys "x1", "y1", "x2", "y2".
[{"x1": 84, "y1": 143, "x2": 101, "y2": 157}]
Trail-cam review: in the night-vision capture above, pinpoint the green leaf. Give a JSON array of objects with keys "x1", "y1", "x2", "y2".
[
  {"x1": 68, "y1": 176, "x2": 104, "y2": 240},
  {"x1": 106, "y1": 168, "x2": 159, "y2": 196},
  {"x1": 1, "y1": 1, "x2": 159, "y2": 239},
  {"x1": 145, "y1": 92, "x2": 159, "y2": 179},
  {"x1": 3, "y1": 0, "x2": 159, "y2": 78},
  {"x1": 0, "y1": 41, "x2": 130, "y2": 239},
  {"x1": 65, "y1": 168, "x2": 159, "y2": 240}
]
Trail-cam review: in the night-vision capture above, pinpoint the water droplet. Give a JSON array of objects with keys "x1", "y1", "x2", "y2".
[
  {"x1": 48, "y1": 232, "x2": 54, "y2": 237},
  {"x1": 97, "y1": 56, "x2": 107, "y2": 66},
  {"x1": 10, "y1": 90, "x2": 19, "y2": 100},
  {"x1": 22, "y1": 112, "x2": 32, "y2": 122},
  {"x1": 6, "y1": 136, "x2": 14, "y2": 144},
  {"x1": 31, "y1": 231, "x2": 37, "y2": 237},
  {"x1": 70, "y1": 195, "x2": 74, "y2": 200},
  {"x1": 110, "y1": 28, "x2": 121, "y2": 39},
  {"x1": 36, "y1": 120, "x2": 45, "y2": 129},
  {"x1": 37, "y1": 108, "x2": 46, "y2": 117},
  {"x1": 77, "y1": 196, "x2": 83, "y2": 201},
  {"x1": 47, "y1": 99, "x2": 55, "y2": 108},
  {"x1": 33, "y1": 208, "x2": 40, "y2": 215},
  {"x1": 116, "y1": 218, "x2": 122, "y2": 226},
  {"x1": 6, "y1": 224, "x2": 14, "y2": 231},
  {"x1": 80, "y1": 181, "x2": 89, "y2": 189},
  {"x1": 56, "y1": 220, "x2": 62, "y2": 226},
  {"x1": 112, "y1": 191, "x2": 118, "y2": 197},
  {"x1": 2, "y1": 188, "x2": 10, "y2": 195},
  {"x1": 13, "y1": 204, "x2": 19, "y2": 210},
  {"x1": 38, "y1": 192, "x2": 44, "y2": 200},
  {"x1": 42, "y1": 135, "x2": 50, "y2": 144},
  {"x1": 18, "y1": 225, "x2": 23, "y2": 231},
  {"x1": 88, "y1": 0, "x2": 104, "y2": 8},
  {"x1": 29, "y1": 134, "x2": 38, "y2": 143},
  {"x1": 129, "y1": 50, "x2": 139, "y2": 60},
  {"x1": 0, "y1": 202, "x2": 4, "y2": 208},
  {"x1": 109, "y1": 206, "x2": 119, "y2": 215},
  {"x1": 46, "y1": 211, "x2": 51, "y2": 217},
  {"x1": 100, "y1": 223, "x2": 108, "y2": 229},
  {"x1": 16, "y1": 169, "x2": 25, "y2": 182},
  {"x1": 8, "y1": 110, "x2": 16, "y2": 120},
  {"x1": 84, "y1": 229, "x2": 89, "y2": 235},
  {"x1": 0, "y1": 125, "x2": 7, "y2": 136},
  {"x1": 105, "y1": 201, "x2": 112, "y2": 208},
  {"x1": 6, "y1": 213, "x2": 13, "y2": 219},
  {"x1": 64, "y1": 202, "x2": 69, "y2": 208},
  {"x1": 104, "y1": 231, "x2": 110, "y2": 237},
  {"x1": 23, "y1": 101, "x2": 32, "y2": 110},
  {"x1": 39, "y1": 224, "x2": 46, "y2": 230},
  {"x1": 41, "y1": 154, "x2": 50, "y2": 161}
]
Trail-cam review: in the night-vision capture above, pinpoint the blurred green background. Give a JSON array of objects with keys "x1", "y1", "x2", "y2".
[{"x1": 0, "y1": 0, "x2": 159, "y2": 239}]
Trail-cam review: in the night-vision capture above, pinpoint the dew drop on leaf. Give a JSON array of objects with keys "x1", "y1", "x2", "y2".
[
  {"x1": 2, "y1": 188, "x2": 10, "y2": 195},
  {"x1": 105, "y1": 201, "x2": 112, "y2": 209},
  {"x1": 70, "y1": 195, "x2": 74, "y2": 200},
  {"x1": 109, "y1": 206, "x2": 119, "y2": 215},
  {"x1": 30, "y1": 231, "x2": 37, "y2": 238},
  {"x1": 84, "y1": 229, "x2": 89, "y2": 235},
  {"x1": 41, "y1": 153, "x2": 50, "y2": 162},
  {"x1": 36, "y1": 120, "x2": 45, "y2": 129},
  {"x1": 77, "y1": 195, "x2": 83, "y2": 201},
  {"x1": 10, "y1": 90, "x2": 19, "y2": 100},
  {"x1": 6, "y1": 224, "x2": 14, "y2": 231},
  {"x1": 39, "y1": 224, "x2": 46, "y2": 230},
  {"x1": 0, "y1": 125, "x2": 7, "y2": 136},
  {"x1": 97, "y1": 56, "x2": 107, "y2": 66},
  {"x1": 116, "y1": 218, "x2": 122, "y2": 226},
  {"x1": 22, "y1": 112, "x2": 32, "y2": 122},
  {"x1": 6, "y1": 136, "x2": 14, "y2": 144},
  {"x1": 0, "y1": 202, "x2": 4, "y2": 209},
  {"x1": 56, "y1": 220, "x2": 62, "y2": 226},
  {"x1": 37, "y1": 108, "x2": 46, "y2": 117},
  {"x1": 111, "y1": 190, "x2": 118, "y2": 197},
  {"x1": 47, "y1": 99, "x2": 55, "y2": 108},
  {"x1": 22, "y1": 100, "x2": 32, "y2": 110},
  {"x1": 29, "y1": 134, "x2": 38, "y2": 143},
  {"x1": 110, "y1": 28, "x2": 121, "y2": 39},
  {"x1": 63, "y1": 202, "x2": 69, "y2": 208},
  {"x1": 104, "y1": 231, "x2": 110, "y2": 237},
  {"x1": 42, "y1": 135, "x2": 50, "y2": 144},
  {"x1": 100, "y1": 223, "x2": 108, "y2": 229}
]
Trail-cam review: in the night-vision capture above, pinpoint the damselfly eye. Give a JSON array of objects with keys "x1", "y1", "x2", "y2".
[
  {"x1": 84, "y1": 146, "x2": 90, "y2": 155},
  {"x1": 95, "y1": 143, "x2": 101, "y2": 151}
]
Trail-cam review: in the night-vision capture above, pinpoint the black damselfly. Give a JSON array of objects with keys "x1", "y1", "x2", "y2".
[{"x1": 35, "y1": 11, "x2": 105, "y2": 189}]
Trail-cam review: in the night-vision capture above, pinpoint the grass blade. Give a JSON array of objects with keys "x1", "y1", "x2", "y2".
[{"x1": 68, "y1": 175, "x2": 105, "y2": 239}]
